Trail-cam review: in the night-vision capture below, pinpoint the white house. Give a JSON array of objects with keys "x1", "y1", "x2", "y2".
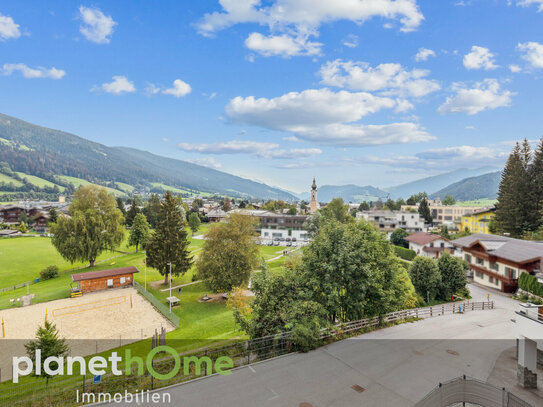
[{"x1": 405, "y1": 232, "x2": 454, "y2": 259}]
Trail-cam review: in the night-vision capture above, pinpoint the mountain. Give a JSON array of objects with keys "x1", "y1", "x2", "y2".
[
  {"x1": 0, "y1": 113, "x2": 297, "y2": 200},
  {"x1": 299, "y1": 184, "x2": 388, "y2": 203},
  {"x1": 385, "y1": 167, "x2": 500, "y2": 199},
  {"x1": 430, "y1": 171, "x2": 502, "y2": 201}
]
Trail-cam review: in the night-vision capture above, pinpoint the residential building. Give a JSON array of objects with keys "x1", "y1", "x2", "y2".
[
  {"x1": 357, "y1": 210, "x2": 428, "y2": 236},
  {"x1": 401, "y1": 203, "x2": 493, "y2": 228},
  {"x1": 452, "y1": 233, "x2": 543, "y2": 293},
  {"x1": 71, "y1": 267, "x2": 138, "y2": 294},
  {"x1": 405, "y1": 232, "x2": 454, "y2": 259},
  {"x1": 461, "y1": 207, "x2": 496, "y2": 234},
  {"x1": 0, "y1": 205, "x2": 25, "y2": 224},
  {"x1": 231, "y1": 209, "x2": 309, "y2": 240},
  {"x1": 207, "y1": 208, "x2": 227, "y2": 223},
  {"x1": 309, "y1": 178, "x2": 320, "y2": 214}
]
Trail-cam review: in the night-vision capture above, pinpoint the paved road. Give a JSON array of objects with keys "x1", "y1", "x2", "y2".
[{"x1": 97, "y1": 284, "x2": 518, "y2": 407}]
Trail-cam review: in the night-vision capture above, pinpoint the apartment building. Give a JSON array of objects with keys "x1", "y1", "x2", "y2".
[
  {"x1": 452, "y1": 233, "x2": 543, "y2": 293},
  {"x1": 461, "y1": 207, "x2": 496, "y2": 234},
  {"x1": 405, "y1": 232, "x2": 455, "y2": 259},
  {"x1": 357, "y1": 210, "x2": 427, "y2": 236},
  {"x1": 401, "y1": 203, "x2": 493, "y2": 227}
]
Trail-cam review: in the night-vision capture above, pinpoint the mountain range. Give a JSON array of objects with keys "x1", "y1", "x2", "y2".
[
  {"x1": 430, "y1": 171, "x2": 502, "y2": 201},
  {"x1": 0, "y1": 113, "x2": 296, "y2": 200}
]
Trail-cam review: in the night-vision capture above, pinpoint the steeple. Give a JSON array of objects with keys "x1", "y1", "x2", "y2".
[
  {"x1": 309, "y1": 177, "x2": 319, "y2": 213},
  {"x1": 311, "y1": 177, "x2": 317, "y2": 190}
]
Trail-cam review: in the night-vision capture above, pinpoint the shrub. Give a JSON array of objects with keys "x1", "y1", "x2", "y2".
[
  {"x1": 394, "y1": 246, "x2": 416, "y2": 261},
  {"x1": 40, "y1": 265, "x2": 59, "y2": 281},
  {"x1": 518, "y1": 272, "x2": 543, "y2": 297}
]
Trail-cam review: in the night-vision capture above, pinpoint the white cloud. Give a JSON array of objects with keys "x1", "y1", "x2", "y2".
[
  {"x1": 0, "y1": 13, "x2": 21, "y2": 41},
  {"x1": 245, "y1": 32, "x2": 322, "y2": 57},
  {"x1": 178, "y1": 140, "x2": 321, "y2": 159},
  {"x1": 225, "y1": 88, "x2": 432, "y2": 146},
  {"x1": 415, "y1": 48, "x2": 435, "y2": 61},
  {"x1": 2, "y1": 63, "x2": 65, "y2": 79},
  {"x1": 93, "y1": 76, "x2": 136, "y2": 94},
  {"x1": 144, "y1": 83, "x2": 161, "y2": 96},
  {"x1": 342, "y1": 34, "x2": 359, "y2": 48},
  {"x1": 162, "y1": 79, "x2": 192, "y2": 97},
  {"x1": 78, "y1": 6, "x2": 117, "y2": 44},
  {"x1": 463, "y1": 46, "x2": 498, "y2": 70},
  {"x1": 438, "y1": 79, "x2": 513, "y2": 115},
  {"x1": 517, "y1": 41, "x2": 543, "y2": 68},
  {"x1": 319, "y1": 59, "x2": 440, "y2": 98},
  {"x1": 509, "y1": 64, "x2": 522, "y2": 73},
  {"x1": 187, "y1": 157, "x2": 223, "y2": 169},
  {"x1": 517, "y1": 0, "x2": 543, "y2": 12}
]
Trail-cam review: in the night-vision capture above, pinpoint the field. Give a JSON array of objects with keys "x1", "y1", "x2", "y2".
[
  {"x1": 0, "y1": 173, "x2": 23, "y2": 187},
  {"x1": 55, "y1": 175, "x2": 125, "y2": 196},
  {"x1": 456, "y1": 199, "x2": 497, "y2": 207},
  {"x1": 0, "y1": 287, "x2": 174, "y2": 381},
  {"x1": 15, "y1": 172, "x2": 65, "y2": 190}
]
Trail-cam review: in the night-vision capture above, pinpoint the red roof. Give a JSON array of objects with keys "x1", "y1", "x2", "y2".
[
  {"x1": 72, "y1": 267, "x2": 139, "y2": 282},
  {"x1": 406, "y1": 232, "x2": 445, "y2": 246}
]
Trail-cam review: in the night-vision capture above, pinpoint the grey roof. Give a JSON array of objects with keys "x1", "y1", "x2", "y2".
[{"x1": 452, "y1": 233, "x2": 543, "y2": 264}]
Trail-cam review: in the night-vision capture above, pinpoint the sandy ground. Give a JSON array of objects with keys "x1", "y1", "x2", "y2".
[{"x1": 0, "y1": 287, "x2": 174, "y2": 381}]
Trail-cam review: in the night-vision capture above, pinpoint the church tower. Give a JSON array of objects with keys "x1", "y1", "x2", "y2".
[{"x1": 309, "y1": 177, "x2": 319, "y2": 213}]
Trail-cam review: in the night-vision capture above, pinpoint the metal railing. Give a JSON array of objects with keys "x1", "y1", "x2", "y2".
[{"x1": 414, "y1": 375, "x2": 532, "y2": 407}]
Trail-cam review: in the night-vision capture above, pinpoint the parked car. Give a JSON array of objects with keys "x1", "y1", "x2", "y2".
[
  {"x1": 286, "y1": 242, "x2": 292, "y2": 247},
  {"x1": 292, "y1": 242, "x2": 298, "y2": 247},
  {"x1": 285, "y1": 237, "x2": 291, "y2": 242},
  {"x1": 292, "y1": 237, "x2": 297, "y2": 242}
]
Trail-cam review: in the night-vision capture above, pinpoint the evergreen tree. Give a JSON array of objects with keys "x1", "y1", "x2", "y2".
[
  {"x1": 48, "y1": 207, "x2": 58, "y2": 224},
  {"x1": 442, "y1": 195, "x2": 456, "y2": 205},
  {"x1": 358, "y1": 202, "x2": 370, "y2": 211},
  {"x1": 418, "y1": 198, "x2": 433, "y2": 224},
  {"x1": 188, "y1": 212, "x2": 201, "y2": 235},
  {"x1": 222, "y1": 197, "x2": 232, "y2": 212},
  {"x1": 129, "y1": 213, "x2": 150, "y2": 252},
  {"x1": 530, "y1": 138, "x2": 543, "y2": 229},
  {"x1": 143, "y1": 194, "x2": 161, "y2": 228},
  {"x1": 25, "y1": 321, "x2": 69, "y2": 386},
  {"x1": 146, "y1": 191, "x2": 192, "y2": 284},
  {"x1": 116, "y1": 197, "x2": 126, "y2": 219},
  {"x1": 125, "y1": 196, "x2": 141, "y2": 226}
]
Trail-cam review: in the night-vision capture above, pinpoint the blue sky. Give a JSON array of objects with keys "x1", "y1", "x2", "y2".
[{"x1": 1, "y1": 1, "x2": 543, "y2": 193}]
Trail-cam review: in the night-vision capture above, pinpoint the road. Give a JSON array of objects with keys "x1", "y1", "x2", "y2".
[{"x1": 96, "y1": 284, "x2": 519, "y2": 407}]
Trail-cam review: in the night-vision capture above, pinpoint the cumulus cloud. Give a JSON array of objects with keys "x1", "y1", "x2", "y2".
[
  {"x1": 197, "y1": 0, "x2": 423, "y2": 57},
  {"x1": 92, "y1": 76, "x2": 136, "y2": 94},
  {"x1": 162, "y1": 79, "x2": 192, "y2": 97},
  {"x1": 0, "y1": 13, "x2": 20, "y2": 41},
  {"x1": 415, "y1": 48, "x2": 435, "y2": 61},
  {"x1": 78, "y1": 6, "x2": 117, "y2": 44},
  {"x1": 187, "y1": 157, "x2": 223, "y2": 169},
  {"x1": 509, "y1": 64, "x2": 522, "y2": 73},
  {"x1": 225, "y1": 88, "x2": 433, "y2": 146},
  {"x1": 517, "y1": 0, "x2": 543, "y2": 12},
  {"x1": 437, "y1": 79, "x2": 513, "y2": 115},
  {"x1": 517, "y1": 41, "x2": 543, "y2": 68},
  {"x1": 463, "y1": 46, "x2": 498, "y2": 70},
  {"x1": 1, "y1": 63, "x2": 65, "y2": 79},
  {"x1": 319, "y1": 60, "x2": 440, "y2": 98},
  {"x1": 245, "y1": 32, "x2": 322, "y2": 57},
  {"x1": 178, "y1": 140, "x2": 321, "y2": 159}
]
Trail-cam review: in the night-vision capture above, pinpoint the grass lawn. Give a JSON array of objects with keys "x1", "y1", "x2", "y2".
[
  {"x1": 456, "y1": 199, "x2": 497, "y2": 207},
  {"x1": 0, "y1": 173, "x2": 23, "y2": 187},
  {"x1": 15, "y1": 172, "x2": 65, "y2": 191},
  {"x1": 55, "y1": 175, "x2": 125, "y2": 196}
]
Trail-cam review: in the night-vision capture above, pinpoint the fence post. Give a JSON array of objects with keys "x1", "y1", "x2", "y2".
[
  {"x1": 247, "y1": 340, "x2": 251, "y2": 366},
  {"x1": 430, "y1": 306, "x2": 432, "y2": 317},
  {"x1": 483, "y1": 302, "x2": 485, "y2": 310},
  {"x1": 442, "y1": 304, "x2": 444, "y2": 315}
]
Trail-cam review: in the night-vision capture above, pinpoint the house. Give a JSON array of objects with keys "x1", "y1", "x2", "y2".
[
  {"x1": 230, "y1": 209, "x2": 309, "y2": 240},
  {"x1": 461, "y1": 207, "x2": 496, "y2": 234},
  {"x1": 0, "y1": 229, "x2": 22, "y2": 237},
  {"x1": 452, "y1": 233, "x2": 543, "y2": 293},
  {"x1": 32, "y1": 213, "x2": 50, "y2": 233},
  {"x1": 71, "y1": 266, "x2": 139, "y2": 294},
  {"x1": 405, "y1": 232, "x2": 454, "y2": 259},
  {"x1": 207, "y1": 208, "x2": 228, "y2": 223},
  {"x1": 401, "y1": 203, "x2": 493, "y2": 228},
  {"x1": 0, "y1": 205, "x2": 25, "y2": 224},
  {"x1": 357, "y1": 210, "x2": 427, "y2": 236}
]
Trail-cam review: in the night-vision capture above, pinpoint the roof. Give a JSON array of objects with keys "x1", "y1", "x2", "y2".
[
  {"x1": 207, "y1": 209, "x2": 227, "y2": 217},
  {"x1": 72, "y1": 267, "x2": 139, "y2": 282},
  {"x1": 462, "y1": 207, "x2": 496, "y2": 217},
  {"x1": 406, "y1": 232, "x2": 445, "y2": 246},
  {"x1": 452, "y1": 233, "x2": 543, "y2": 264}
]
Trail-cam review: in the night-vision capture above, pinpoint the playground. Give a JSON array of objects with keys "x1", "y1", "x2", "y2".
[{"x1": 0, "y1": 287, "x2": 175, "y2": 381}]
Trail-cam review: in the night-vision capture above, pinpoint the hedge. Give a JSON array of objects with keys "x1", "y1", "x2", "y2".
[
  {"x1": 394, "y1": 245, "x2": 417, "y2": 261},
  {"x1": 518, "y1": 272, "x2": 543, "y2": 297}
]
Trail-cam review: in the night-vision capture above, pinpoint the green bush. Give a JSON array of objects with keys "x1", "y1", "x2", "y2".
[
  {"x1": 518, "y1": 272, "x2": 543, "y2": 297},
  {"x1": 40, "y1": 265, "x2": 59, "y2": 281},
  {"x1": 394, "y1": 246, "x2": 416, "y2": 261}
]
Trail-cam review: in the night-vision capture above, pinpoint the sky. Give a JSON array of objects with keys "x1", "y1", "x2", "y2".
[{"x1": 1, "y1": 1, "x2": 543, "y2": 194}]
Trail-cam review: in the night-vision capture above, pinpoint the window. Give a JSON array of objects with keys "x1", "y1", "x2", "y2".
[
  {"x1": 120, "y1": 277, "x2": 126, "y2": 284},
  {"x1": 476, "y1": 257, "x2": 484, "y2": 265},
  {"x1": 495, "y1": 279, "x2": 499, "y2": 286},
  {"x1": 505, "y1": 267, "x2": 516, "y2": 279},
  {"x1": 465, "y1": 254, "x2": 472, "y2": 263},
  {"x1": 475, "y1": 271, "x2": 483, "y2": 278},
  {"x1": 490, "y1": 263, "x2": 499, "y2": 271},
  {"x1": 489, "y1": 276, "x2": 494, "y2": 283},
  {"x1": 107, "y1": 279, "x2": 113, "y2": 287}
]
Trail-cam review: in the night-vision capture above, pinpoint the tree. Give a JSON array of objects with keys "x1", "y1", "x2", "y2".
[
  {"x1": 116, "y1": 197, "x2": 126, "y2": 219},
  {"x1": 17, "y1": 221, "x2": 27, "y2": 233},
  {"x1": 226, "y1": 286, "x2": 253, "y2": 332},
  {"x1": 303, "y1": 211, "x2": 322, "y2": 238},
  {"x1": 407, "y1": 192, "x2": 427, "y2": 205},
  {"x1": 18, "y1": 211, "x2": 30, "y2": 225},
  {"x1": 408, "y1": 257, "x2": 441, "y2": 303},
  {"x1": 48, "y1": 207, "x2": 58, "y2": 224},
  {"x1": 143, "y1": 194, "x2": 161, "y2": 228},
  {"x1": 442, "y1": 195, "x2": 456, "y2": 205},
  {"x1": 238, "y1": 200, "x2": 247, "y2": 209},
  {"x1": 418, "y1": 197, "x2": 433, "y2": 224},
  {"x1": 222, "y1": 197, "x2": 232, "y2": 212},
  {"x1": 145, "y1": 191, "x2": 192, "y2": 284},
  {"x1": 188, "y1": 212, "x2": 201, "y2": 235},
  {"x1": 530, "y1": 138, "x2": 543, "y2": 230},
  {"x1": 24, "y1": 321, "x2": 69, "y2": 385},
  {"x1": 321, "y1": 197, "x2": 353, "y2": 224},
  {"x1": 196, "y1": 214, "x2": 260, "y2": 292},
  {"x1": 437, "y1": 252, "x2": 467, "y2": 299},
  {"x1": 287, "y1": 206, "x2": 297, "y2": 215},
  {"x1": 51, "y1": 186, "x2": 125, "y2": 267},
  {"x1": 358, "y1": 202, "x2": 370, "y2": 211},
  {"x1": 299, "y1": 219, "x2": 416, "y2": 322},
  {"x1": 440, "y1": 225, "x2": 450, "y2": 239},
  {"x1": 385, "y1": 198, "x2": 397, "y2": 210},
  {"x1": 191, "y1": 198, "x2": 204, "y2": 211},
  {"x1": 390, "y1": 228, "x2": 409, "y2": 248},
  {"x1": 125, "y1": 196, "x2": 141, "y2": 226},
  {"x1": 129, "y1": 213, "x2": 150, "y2": 252}
]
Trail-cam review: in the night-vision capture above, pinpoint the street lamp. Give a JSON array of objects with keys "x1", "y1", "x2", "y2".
[{"x1": 167, "y1": 262, "x2": 172, "y2": 312}]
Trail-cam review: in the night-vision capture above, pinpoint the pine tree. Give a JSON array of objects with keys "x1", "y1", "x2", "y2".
[
  {"x1": 530, "y1": 138, "x2": 543, "y2": 229},
  {"x1": 418, "y1": 198, "x2": 433, "y2": 224},
  {"x1": 146, "y1": 191, "x2": 192, "y2": 284}
]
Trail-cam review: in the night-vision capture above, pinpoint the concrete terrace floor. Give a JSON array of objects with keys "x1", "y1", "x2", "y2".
[{"x1": 99, "y1": 284, "x2": 534, "y2": 407}]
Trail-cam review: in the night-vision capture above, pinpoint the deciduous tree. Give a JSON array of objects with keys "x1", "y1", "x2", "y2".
[
  {"x1": 129, "y1": 213, "x2": 150, "y2": 252},
  {"x1": 408, "y1": 256, "x2": 441, "y2": 303},
  {"x1": 188, "y1": 212, "x2": 201, "y2": 235}
]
